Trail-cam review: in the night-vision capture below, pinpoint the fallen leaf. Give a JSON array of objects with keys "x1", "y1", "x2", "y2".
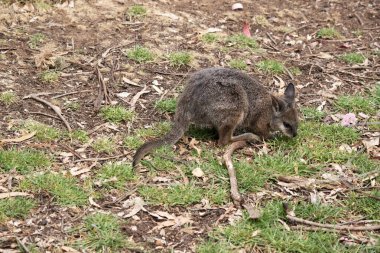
[
  {"x1": 243, "y1": 204, "x2": 261, "y2": 220},
  {"x1": 89, "y1": 197, "x2": 101, "y2": 208},
  {"x1": 242, "y1": 21, "x2": 251, "y2": 37},
  {"x1": 317, "y1": 52, "x2": 334, "y2": 59},
  {"x1": 362, "y1": 137, "x2": 379, "y2": 152},
  {"x1": 61, "y1": 246, "x2": 81, "y2": 253},
  {"x1": 341, "y1": 113, "x2": 357, "y2": 126},
  {"x1": 123, "y1": 197, "x2": 146, "y2": 218},
  {"x1": 192, "y1": 167, "x2": 204, "y2": 177},
  {"x1": 116, "y1": 92, "x2": 131, "y2": 98},
  {"x1": 232, "y1": 3, "x2": 244, "y2": 11},
  {"x1": 0, "y1": 131, "x2": 36, "y2": 144}
]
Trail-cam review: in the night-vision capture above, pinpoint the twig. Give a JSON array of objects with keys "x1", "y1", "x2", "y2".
[
  {"x1": 223, "y1": 140, "x2": 247, "y2": 207},
  {"x1": 59, "y1": 143, "x2": 83, "y2": 159},
  {"x1": 283, "y1": 203, "x2": 380, "y2": 231},
  {"x1": 93, "y1": 66, "x2": 111, "y2": 111},
  {"x1": 74, "y1": 154, "x2": 124, "y2": 162},
  {"x1": 266, "y1": 32, "x2": 277, "y2": 45},
  {"x1": 129, "y1": 86, "x2": 150, "y2": 111},
  {"x1": 16, "y1": 237, "x2": 30, "y2": 253},
  {"x1": 51, "y1": 90, "x2": 92, "y2": 99},
  {"x1": 28, "y1": 111, "x2": 61, "y2": 120},
  {"x1": 282, "y1": 24, "x2": 310, "y2": 40},
  {"x1": 363, "y1": 26, "x2": 380, "y2": 30},
  {"x1": 354, "y1": 13, "x2": 363, "y2": 26},
  {"x1": 320, "y1": 38, "x2": 359, "y2": 43},
  {"x1": 23, "y1": 94, "x2": 72, "y2": 131},
  {"x1": 150, "y1": 70, "x2": 187, "y2": 77}
]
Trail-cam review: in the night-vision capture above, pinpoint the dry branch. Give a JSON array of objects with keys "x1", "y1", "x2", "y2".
[
  {"x1": 93, "y1": 66, "x2": 111, "y2": 111},
  {"x1": 130, "y1": 85, "x2": 150, "y2": 111},
  {"x1": 23, "y1": 94, "x2": 72, "y2": 131},
  {"x1": 223, "y1": 140, "x2": 248, "y2": 207},
  {"x1": 283, "y1": 203, "x2": 380, "y2": 231}
]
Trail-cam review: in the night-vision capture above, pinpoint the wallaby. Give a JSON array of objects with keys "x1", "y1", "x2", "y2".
[{"x1": 133, "y1": 67, "x2": 298, "y2": 167}]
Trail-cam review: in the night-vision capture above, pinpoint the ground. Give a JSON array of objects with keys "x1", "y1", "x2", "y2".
[{"x1": 0, "y1": 0, "x2": 379, "y2": 252}]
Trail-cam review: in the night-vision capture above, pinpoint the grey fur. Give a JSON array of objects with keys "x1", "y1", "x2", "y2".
[{"x1": 133, "y1": 67, "x2": 299, "y2": 167}]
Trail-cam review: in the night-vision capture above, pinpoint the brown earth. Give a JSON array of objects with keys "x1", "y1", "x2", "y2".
[{"x1": 0, "y1": 0, "x2": 379, "y2": 252}]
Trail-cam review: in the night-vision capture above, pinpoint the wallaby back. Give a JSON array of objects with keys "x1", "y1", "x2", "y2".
[{"x1": 133, "y1": 67, "x2": 298, "y2": 167}]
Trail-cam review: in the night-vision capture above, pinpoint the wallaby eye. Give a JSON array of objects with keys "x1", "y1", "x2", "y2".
[{"x1": 284, "y1": 122, "x2": 292, "y2": 129}]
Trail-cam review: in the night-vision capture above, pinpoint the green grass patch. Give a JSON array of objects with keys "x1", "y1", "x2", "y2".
[
  {"x1": 127, "y1": 4, "x2": 147, "y2": 18},
  {"x1": 23, "y1": 120, "x2": 61, "y2": 141},
  {"x1": 96, "y1": 163, "x2": 135, "y2": 189},
  {"x1": 100, "y1": 105, "x2": 134, "y2": 123},
  {"x1": 126, "y1": 45, "x2": 154, "y2": 63},
  {"x1": 0, "y1": 148, "x2": 51, "y2": 173},
  {"x1": 39, "y1": 70, "x2": 60, "y2": 83},
  {"x1": 0, "y1": 197, "x2": 36, "y2": 221},
  {"x1": 335, "y1": 93, "x2": 378, "y2": 114},
  {"x1": 317, "y1": 27, "x2": 341, "y2": 39},
  {"x1": 136, "y1": 121, "x2": 171, "y2": 139},
  {"x1": 301, "y1": 107, "x2": 326, "y2": 121},
  {"x1": 0, "y1": 91, "x2": 18, "y2": 106},
  {"x1": 92, "y1": 137, "x2": 116, "y2": 154},
  {"x1": 197, "y1": 240, "x2": 231, "y2": 253},
  {"x1": 65, "y1": 101, "x2": 80, "y2": 111},
  {"x1": 28, "y1": 33, "x2": 45, "y2": 49},
  {"x1": 202, "y1": 33, "x2": 219, "y2": 43},
  {"x1": 207, "y1": 201, "x2": 373, "y2": 252},
  {"x1": 226, "y1": 34, "x2": 259, "y2": 49},
  {"x1": 81, "y1": 213, "x2": 125, "y2": 251},
  {"x1": 340, "y1": 52, "x2": 366, "y2": 64},
  {"x1": 289, "y1": 66, "x2": 302, "y2": 76},
  {"x1": 168, "y1": 51, "x2": 192, "y2": 67},
  {"x1": 228, "y1": 59, "x2": 247, "y2": 70},
  {"x1": 294, "y1": 202, "x2": 345, "y2": 223},
  {"x1": 20, "y1": 173, "x2": 88, "y2": 206},
  {"x1": 155, "y1": 98, "x2": 177, "y2": 113},
  {"x1": 67, "y1": 129, "x2": 89, "y2": 144},
  {"x1": 346, "y1": 190, "x2": 380, "y2": 220},
  {"x1": 256, "y1": 59, "x2": 284, "y2": 74},
  {"x1": 124, "y1": 135, "x2": 144, "y2": 149}
]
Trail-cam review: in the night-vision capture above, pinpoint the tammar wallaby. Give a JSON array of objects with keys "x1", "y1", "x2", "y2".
[{"x1": 133, "y1": 67, "x2": 299, "y2": 167}]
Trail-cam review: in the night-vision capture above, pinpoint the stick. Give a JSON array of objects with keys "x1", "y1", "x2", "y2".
[
  {"x1": 223, "y1": 140, "x2": 247, "y2": 207},
  {"x1": 93, "y1": 66, "x2": 111, "y2": 111},
  {"x1": 129, "y1": 86, "x2": 150, "y2": 111},
  {"x1": 23, "y1": 94, "x2": 72, "y2": 131},
  {"x1": 283, "y1": 203, "x2": 380, "y2": 231}
]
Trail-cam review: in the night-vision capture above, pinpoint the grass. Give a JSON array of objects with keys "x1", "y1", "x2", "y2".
[
  {"x1": 228, "y1": 59, "x2": 248, "y2": 70},
  {"x1": 317, "y1": 27, "x2": 341, "y2": 39},
  {"x1": 28, "y1": 33, "x2": 45, "y2": 49},
  {"x1": 340, "y1": 52, "x2": 366, "y2": 64},
  {"x1": 155, "y1": 98, "x2": 177, "y2": 113},
  {"x1": 126, "y1": 45, "x2": 154, "y2": 63},
  {"x1": 96, "y1": 163, "x2": 135, "y2": 189},
  {"x1": 20, "y1": 173, "x2": 88, "y2": 206},
  {"x1": 226, "y1": 34, "x2": 259, "y2": 49},
  {"x1": 257, "y1": 59, "x2": 285, "y2": 74},
  {"x1": 0, "y1": 148, "x2": 51, "y2": 174},
  {"x1": 23, "y1": 120, "x2": 61, "y2": 141},
  {"x1": 206, "y1": 201, "x2": 374, "y2": 252},
  {"x1": 0, "y1": 197, "x2": 36, "y2": 221},
  {"x1": 92, "y1": 137, "x2": 116, "y2": 154},
  {"x1": 100, "y1": 105, "x2": 134, "y2": 123},
  {"x1": 67, "y1": 129, "x2": 89, "y2": 144},
  {"x1": 289, "y1": 66, "x2": 302, "y2": 76},
  {"x1": 301, "y1": 107, "x2": 326, "y2": 121},
  {"x1": 202, "y1": 33, "x2": 219, "y2": 43},
  {"x1": 124, "y1": 135, "x2": 144, "y2": 149},
  {"x1": 81, "y1": 213, "x2": 125, "y2": 251},
  {"x1": 127, "y1": 4, "x2": 147, "y2": 18},
  {"x1": 168, "y1": 51, "x2": 192, "y2": 67},
  {"x1": 136, "y1": 121, "x2": 171, "y2": 139},
  {"x1": 0, "y1": 91, "x2": 18, "y2": 106},
  {"x1": 65, "y1": 101, "x2": 81, "y2": 111},
  {"x1": 346, "y1": 190, "x2": 380, "y2": 220},
  {"x1": 39, "y1": 70, "x2": 60, "y2": 83},
  {"x1": 335, "y1": 93, "x2": 378, "y2": 114}
]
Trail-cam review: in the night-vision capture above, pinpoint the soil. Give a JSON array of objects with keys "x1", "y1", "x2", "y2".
[{"x1": 0, "y1": 0, "x2": 379, "y2": 252}]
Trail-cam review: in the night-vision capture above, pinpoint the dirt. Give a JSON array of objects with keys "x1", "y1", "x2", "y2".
[{"x1": 0, "y1": 0, "x2": 379, "y2": 252}]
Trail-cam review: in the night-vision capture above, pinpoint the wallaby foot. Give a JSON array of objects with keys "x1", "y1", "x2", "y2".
[
  {"x1": 231, "y1": 132, "x2": 261, "y2": 143},
  {"x1": 218, "y1": 124, "x2": 262, "y2": 145}
]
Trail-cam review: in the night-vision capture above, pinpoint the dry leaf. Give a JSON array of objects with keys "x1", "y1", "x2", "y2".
[
  {"x1": 243, "y1": 204, "x2": 261, "y2": 220},
  {"x1": 232, "y1": 3, "x2": 244, "y2": 10},
  {"x1": 192, "y1": 167, "x2": 204, "y2": 177},
  {"x1": 0, "y1": 131, "x2": 36, "y2": 145},
  {"x1": 123, "y1": 197, "x2": 146, "y2": 218},
  {"x1": 89, "y1": 197, "x2": 101, "y2": 208}
]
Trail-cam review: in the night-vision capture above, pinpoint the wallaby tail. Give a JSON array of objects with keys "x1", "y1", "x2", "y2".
[{"x1": 132, "y1": 118, "x2": 188, "y2": 167}]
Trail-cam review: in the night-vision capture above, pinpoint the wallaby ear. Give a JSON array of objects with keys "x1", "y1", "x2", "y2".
[
  {"x1": 271, "y1": 96, "x2": 285, "y2": 114},
  {"x1": 284, "y1": 83, "x2": 295, "y2": 103}
]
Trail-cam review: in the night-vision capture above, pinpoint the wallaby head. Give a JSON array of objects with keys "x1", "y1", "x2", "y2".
[{"x1": 270, "y1": 83, "x2": 299, "y2": 138}]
